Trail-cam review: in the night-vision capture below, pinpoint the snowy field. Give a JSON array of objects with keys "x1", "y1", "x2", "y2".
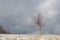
[{"x1": 0, "y1": 34, "x2": 60, "y2": 40}]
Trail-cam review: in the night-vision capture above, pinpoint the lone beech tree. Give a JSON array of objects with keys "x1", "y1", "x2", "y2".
[{"x1": 33, "y1": 13, "x2": 43, "y2": 34}]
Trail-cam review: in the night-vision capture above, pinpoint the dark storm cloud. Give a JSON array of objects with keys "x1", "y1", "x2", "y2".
[
  {"x1": 0, "y1": 0, "x2": 60, "y2": 34},
  {"x1": 0, "y1": 0, "x2": 41, "y2": 34}
]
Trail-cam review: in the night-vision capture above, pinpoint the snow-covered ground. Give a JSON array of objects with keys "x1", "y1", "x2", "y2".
[{"x1": 0, "y1": 34, "x2": 60, "y2": 40}]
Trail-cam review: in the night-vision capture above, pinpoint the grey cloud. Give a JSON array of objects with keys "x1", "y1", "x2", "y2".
[
  {"x1": 0, "y1": 0, "x2": 41, "y2": 34},
  {"x1": 0, "y1": 0, "x2": 60, "y2": 34}
]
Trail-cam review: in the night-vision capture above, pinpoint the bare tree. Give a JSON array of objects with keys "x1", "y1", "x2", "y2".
[
  {"x1": 0, "y1": 26, "x2": 10, "y2": 34},
  {"x1": 33, "y1": 13, "x2": 43, "y2": 34}
]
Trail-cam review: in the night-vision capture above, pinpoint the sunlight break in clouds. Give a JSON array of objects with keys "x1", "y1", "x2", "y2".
[{"x1": 37, "y1": 0, "x2": 58, "y2": 19}]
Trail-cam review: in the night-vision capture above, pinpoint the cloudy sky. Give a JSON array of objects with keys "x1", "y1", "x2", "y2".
[{"x1": 0, "y1": 0, "x2": 60, "y2": 34}]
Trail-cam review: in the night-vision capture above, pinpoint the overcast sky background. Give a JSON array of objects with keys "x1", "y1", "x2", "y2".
[{"x1": 0, "y1": 0, "x2": 60, "y2": 34}]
